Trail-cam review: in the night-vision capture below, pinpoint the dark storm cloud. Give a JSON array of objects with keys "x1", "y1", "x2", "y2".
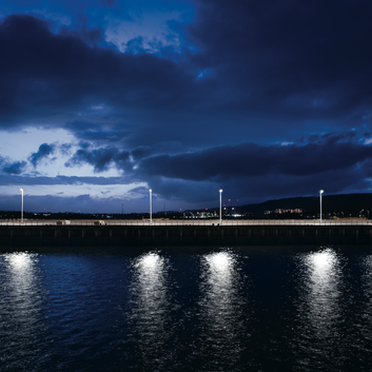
[
  {"x1": 61, "y1": 132, "x2": 372, "y2": 182},
  {"x1": 65, "y1": 142, "x2": 187, "y2": 174},
  {"x1": 29, "y1": 143, "x2": 56, "y2": 167},
  {"x1": 70, "y1": 127, "x2": 131, "y2": 143},
  {"x1": 59, "y1": 132, "x2": 372, "y2": 204},
  {"x1": 140, "y1": 156, "x2": 372, "y2": 208},
  {"x1": 145, "y1": 169, "x2": 369, "y2": 207},
  {"x1": 1, "y1": 3, "x2": 372, "y2": 149},
  {"x1": 65, "y1": 146, "x2": 119, "y2": 172},
  {"x1": 2, "y1": 161, "x2": 27, "y2": 175},
  {"x1": 2, "y1": 1, "x2": 372, "y2": 212},
  {"x1": 188, "y1": 0, "x2": 372, "y2": 121},
  {"x1": 0, "y1": 14, "x2": 197, "y2": 128},
  {"x1": 0, "y1": 156, "x2": 27, "y2": 175},
  {"x1": 136, "y1": 133, "x2": 372, "y2": 181}
]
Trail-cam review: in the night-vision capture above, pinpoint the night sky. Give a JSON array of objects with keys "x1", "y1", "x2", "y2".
[{"x1": 1, "y1": 0, "x2": 372, "y2": 213}]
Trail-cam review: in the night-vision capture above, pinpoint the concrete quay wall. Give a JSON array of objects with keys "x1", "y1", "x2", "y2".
[{"x1": 1, "y1": 224, "x2": 372, "y2": 248}]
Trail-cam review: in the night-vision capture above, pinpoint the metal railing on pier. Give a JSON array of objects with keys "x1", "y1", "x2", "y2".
[{"x1": 1, "y1": 219, "x2": 371, "y2": 227}]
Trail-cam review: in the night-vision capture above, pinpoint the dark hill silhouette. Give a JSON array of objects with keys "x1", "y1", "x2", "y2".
[{"x1": 238, "y1": 193, "x2": 372, "y2": 215}]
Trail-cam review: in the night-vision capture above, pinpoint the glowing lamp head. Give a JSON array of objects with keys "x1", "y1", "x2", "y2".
[{"x1": 320, "y1": 189, "x2": 324, "y2": 194}]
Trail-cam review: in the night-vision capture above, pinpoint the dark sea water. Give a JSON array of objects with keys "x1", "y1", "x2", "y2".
[{"x1": 1, "y1": 246, "x2": 372, "y2": 371}]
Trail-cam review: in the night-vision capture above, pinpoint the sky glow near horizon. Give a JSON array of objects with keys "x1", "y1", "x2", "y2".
[{"x1": 1, "y1": 0, "x2": 372, "y2": 213}]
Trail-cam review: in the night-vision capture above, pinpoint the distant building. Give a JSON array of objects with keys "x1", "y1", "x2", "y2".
[{"x1": 264, "y1": 208, "x2": 303, "y2": 215}]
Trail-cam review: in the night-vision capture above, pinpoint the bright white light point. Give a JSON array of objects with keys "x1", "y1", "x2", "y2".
[
  {"x1": 7, "y1": 252, "x2": 32, "y2": 270},
  {"x1": 306, "y1": 249, "x2": 338, "y2": 280},
  {"x1": 140, "y1": 253, "x2": 160, "y2": 269},
  {"x1": 206, "y1": 252, "x2": 232, "y2": 274},
  {"x1": 312, "y1": 251, "x2": 333, "y2": 269},
  {"x1": 135, "y1": 253, "x2": 164, "y2": 284}
]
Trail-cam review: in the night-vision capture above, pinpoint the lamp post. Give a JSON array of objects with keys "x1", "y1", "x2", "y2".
[
  {"x1": 149, "y1": 189, "x2": 153, "y2": 223},
  {"x1": 219, "y1": 189, "x2": 223, "y2": 224},
  {"x1": 319, "y1": 189, "x2": 324, "y2": 223},
  {"x1": 20, "y1": 188, "x2": 24, "y2": 224}
]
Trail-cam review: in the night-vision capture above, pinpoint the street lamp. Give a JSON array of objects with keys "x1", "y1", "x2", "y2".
[
  {"x1": 20, "y1": 188, "x2": 24, "y2": 224},
  {"x1": 219, "y1": 189, "x2": 223, "y2": 224},
  {"x1": 319, "y1": 189, "x2": 324, "y2": 223},
  {"x1": 149, "y1": 189, "x2": 153, "y2": 223}
]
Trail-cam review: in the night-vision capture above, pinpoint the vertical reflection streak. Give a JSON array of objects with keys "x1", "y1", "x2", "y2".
[
  {"x1": 130, "y1": 252, "x2": 172, "y2": 371},
  {"x1": 4, "y1": 252, "x2": 42, "y2": 322},
  {"x1": 199, "y1": 251, "x2": 246, "y2": 371},
  {"x1": 359, "y1": 256, "x2": 372, "y2": 346},
  {"x1": 0, "y1": 252, "x2": 47, "y2": 370},
  {"x1": 295, "y1": 248, "x2": 345, "y2": 371},
  {"x1": 204, "y1": 252, "x2": 235, "y2": 322},
  {"x1": 361, "y1": 255, "x2": 372, "y2": 304},
  {"x1": 305, "y1": 249, "x2": 342, "y2": 334}
]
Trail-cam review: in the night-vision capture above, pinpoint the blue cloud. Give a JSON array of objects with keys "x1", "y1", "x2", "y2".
[
  {"x1": 29, "y1": 143, "x2": 56, "y2": 167},
  {"x1": 2, "y1": 161, "x2": 27, "y2": 175}
]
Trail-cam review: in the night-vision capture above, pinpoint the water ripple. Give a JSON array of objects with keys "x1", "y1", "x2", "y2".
[{"x1": 1, "y1": 248, "x2": 372, "y2": 371}]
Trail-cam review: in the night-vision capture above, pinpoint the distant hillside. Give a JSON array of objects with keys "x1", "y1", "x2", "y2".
[{"x1": 238, "y1": 193, "x2": 372, "y2": 215}]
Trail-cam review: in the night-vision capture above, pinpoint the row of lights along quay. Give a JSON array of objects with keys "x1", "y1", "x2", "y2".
[
  {"x1": 3, "y1": 188, "x2": 372, "y2": 248},
  {"x1": 16, "y1": 188, "x2": 328, "y2": 223}
]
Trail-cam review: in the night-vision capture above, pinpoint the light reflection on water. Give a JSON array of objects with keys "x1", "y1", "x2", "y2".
[
  {"x1": 303, "y1": 249, "x2": 342, "y2": 334},
  {"x1": 198, "y1": 252, "x2": 247, "y2": 371},
  {"x1": 1, "y1": 248, "x2": 372, "y2": 371},
  {"x1": 130, "y1": 252, "x2": 173, "y2": 371},
  {"x1": 361, "y1": 255, "x2": 372, "y2": 302},
  {"x1": 294, "y1": 249, "x2": 350, "y2": 371},
  {"x1": 358, "y1": 255, "x2": 372, "y2": 347},
  {"x1": 2, "y1": 252, "x2": 44, "y2": 321},
  {"x1": 0, "y1": 252, "x2": 48, "y2": 370}
]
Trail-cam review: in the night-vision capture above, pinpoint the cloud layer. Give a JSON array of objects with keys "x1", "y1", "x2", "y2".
[{"x1": 1, "y1": 0, "x2": 372, "y2": 212}]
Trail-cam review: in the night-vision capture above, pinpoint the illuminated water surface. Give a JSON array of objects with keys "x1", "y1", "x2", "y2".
[{"x1": 1, "y1": 247, "x2": 372, "y2": 371}]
